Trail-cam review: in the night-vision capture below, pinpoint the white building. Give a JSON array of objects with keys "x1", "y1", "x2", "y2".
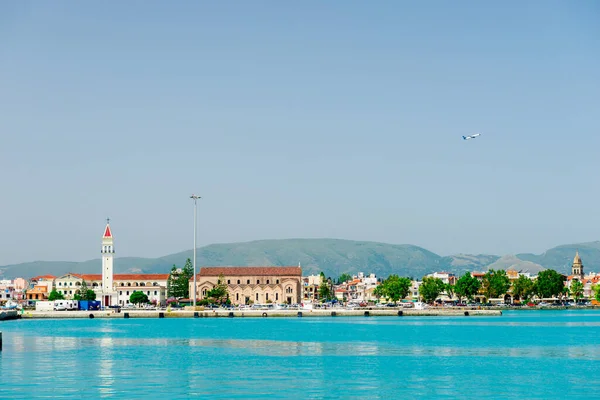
[{"x1": 52, "y1": 220, "x2": 168, "y2": 307}]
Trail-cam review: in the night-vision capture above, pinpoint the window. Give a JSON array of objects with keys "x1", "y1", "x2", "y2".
[
  {"x1": 267, "y1": 280, "x2": 270, "y2": 284},
  {"x1": 266, "y1": 293, "x2": 269, "y2": 301},
  {"x1": 126, "y1": 291, "x2": 129, "y2": 295},
  {"x1": 276, "y1": 280, "x2": 280, "y2": 284},
  {"x1": 236, "y1": 293, "x2": 239, "y2": 301},
  {"x1": 227, "y1": 280, "x2": 230, "y2": 284},
  {"x1": 147, "y1": 291, "x2": 150, "y2": 295},
  {"x1": 119, "y1": 291, "x2": 122, "y2": 295},
  {"x1": 276, "y1": 293, "x2": 279, "y2": 301},
  {"x1": 247, "y1": 280, "x2": 250, "y2": 284},
  {"x1": 237, "y1": 280, "x2": 240, "y2": 284},
  {"x1": 154, "y1": 291, "x2": 157, "y2": 295},
  {"x1": 58, "y1": 282, "x2": 62, "y2": 286},
  {"x1": 257, "y1": 280, "x2": 260, "y2": 284},
  {"x1": 256, "y1": 293, "x2": 259, "y2": 301}
]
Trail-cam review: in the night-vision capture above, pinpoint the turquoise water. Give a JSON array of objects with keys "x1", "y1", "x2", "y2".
[{"x1": 2, "y1": 310, "x2": 600, "y2": 399}]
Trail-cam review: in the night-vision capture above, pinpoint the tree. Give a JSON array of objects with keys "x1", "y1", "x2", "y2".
[
  {"x1": 48, "y1": 289, "x2": 64, "y2": 301},
  {"x1": 130, "y1": 291, "x2": 149, "y2": 306},
  {"x1": 534, "y1": 269, "x2": 566, "y2": 299},
  {"x1": 445, "y1": 283, "x2": 455, "y2": 301},
  {"x1": 338, "y1": 273, "x2": 352, "y2": 285},
  {"x1": 376, "y1": 275, "x2": 412, "y2": 302},
  {"x1": 167, "y1": 265, "x2": 177, "y2": 298},
  {"x1": 454, "y1": 272, "x2": 481, "y2": 303},
  {"x1": 318, "y1": 281, "x2": 332, "y2": 301},
  {"x1": 207, "y1": 273, "x2": 228, "y2": 303},
  {"x1": 511, "y1": 275, "x2": 535, "y2": 302},
  {"x1": 482, "y1": 269, "x2": 511, "y2": 300},
  {"x1": 74, "y1": 280, "x2": 96, "y2": 301},
  {"x1": 593, "y1": 284, "x2": 600, "y2": 302},
  {"x1": 167, "y1": 259, "x2": 194, "y2": 299},
  {"x1": 570, "y1": 280, "x2": 584, "y2": 302},
  {"x1": 419, "y1": 277, "x2": 445, "y2": 304},
  {"x1": 180, "y1": 258, "x2": 194, "y2": 299}
]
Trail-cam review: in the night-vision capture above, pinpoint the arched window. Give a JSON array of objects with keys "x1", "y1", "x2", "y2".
[
  {"x1": 153, "y1": 282, "x2": 158, "y2": 286},
  {"x1": 237, "y1": 280, "x2": 240, "y2": 284},
  {"x1": 257, "y1": 280, "x2": 260, "y2": 285},
  {"x1": 227, "y1": 280, "x2": 230, "y2": 284},
  {"x1": 276, "y1": 280, "x2": 280, "y2": 284},
  {"x1": 267, "y1": 280, "x2": 270, "y2": 284},
  {"x1": 276, "y1": 293, "x2": 279, "y2": 301},
  {"x1": 247, "y1": 280, "x2": 250, "y2": 284}
]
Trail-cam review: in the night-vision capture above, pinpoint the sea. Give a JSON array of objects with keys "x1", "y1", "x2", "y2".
[{"x1": 1, "y1": 310, "x2": 599, "y2": 399}]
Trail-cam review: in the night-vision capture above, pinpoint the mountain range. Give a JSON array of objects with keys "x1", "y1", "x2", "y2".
[{"x1": 1, "y1": 238, "x2": 599, "y2": 281}]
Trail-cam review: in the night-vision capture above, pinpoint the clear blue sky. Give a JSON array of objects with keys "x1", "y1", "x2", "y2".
[{"x1": 1, "y1": 1, "x2": 599, "y2": 265}]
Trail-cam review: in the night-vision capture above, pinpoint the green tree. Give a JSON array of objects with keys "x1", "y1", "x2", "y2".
[
  {"x1": 84, "y1": 289, "x2": 96, "y2": 301},
  {"x1": 48, "y1": 289, "x2": 64, "y2": 301},
  {"x1": 454, "y1": 272, "x2": 481, "y2": 303},
  {"x1": 167, "y1": 265, "x2": 177, "y2": 298},
  {"x1": 207, "y1": 273, "x2": 228, "y2": 303},
  {"x1": 338, "y1": 273, "x2": 352, "y2": 284},
  {"x1": 482, "y1": 269, "x2": 511, "y2": 300},
  {"x1": 376, "y1": 275, "x2": 412, "y2": 302},
  {"x1": 511, "y1": 275, "x2": 535, "y2": 302},
  {"x1": 74, "y1": 280, "x2": 96, "y2": 301},
  {"x1": 445, "y1": 283, "x2": 455, "y2": 300},
  {"x1": 570, "y1": 280, "x2": 584, "y2": 302},
  {"x1": 130, "y1": 291, "x2": 149, "y2": 306},
  {"x1": 419, "y1": 277, "x2": 445, "y2": 304},
  {"x1": 593, "y1": 284, "x2": 600, "y2": 302},
  {"x1": 534, "y1": 269, "x2": 566, "y2": 299}
]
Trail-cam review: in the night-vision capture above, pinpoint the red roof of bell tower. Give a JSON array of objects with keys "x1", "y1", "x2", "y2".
[{"x1": 103, "y1": 218, "x2": 112, "y2": 238}]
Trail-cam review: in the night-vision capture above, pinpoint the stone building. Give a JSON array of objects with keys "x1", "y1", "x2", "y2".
[{"x1": 191, "y1": 266, "x2": 302, "y2": 305}]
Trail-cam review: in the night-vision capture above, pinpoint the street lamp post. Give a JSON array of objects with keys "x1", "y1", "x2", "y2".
[{"x1": 190, "y1": 194, "x2": 201, "y2": 307}]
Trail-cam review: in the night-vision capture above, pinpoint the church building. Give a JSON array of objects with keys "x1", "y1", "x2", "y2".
[
  {"x1": 571, "y1": 250, "x2": 584, "y2": 281},
  {"x1": 52, "y1": 220, "x2": 169, "y2": 307}
]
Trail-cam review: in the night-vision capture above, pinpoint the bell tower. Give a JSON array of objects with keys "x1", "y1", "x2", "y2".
[
  {"x1": 571, "y1": 250, "x2": 584, "y2": 280},
  {"x1": 101, "y1": 218, "x2": 114, "y2": 298}
]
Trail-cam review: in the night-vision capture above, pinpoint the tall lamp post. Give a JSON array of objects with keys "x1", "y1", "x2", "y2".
[{"x1": 190, "y1": 194, "x2": 201, "y2": 307}]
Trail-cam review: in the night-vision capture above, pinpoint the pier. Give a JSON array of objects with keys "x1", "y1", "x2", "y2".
[{"x1": 20, "y1": 308, "x2": 502, "y2": 319}]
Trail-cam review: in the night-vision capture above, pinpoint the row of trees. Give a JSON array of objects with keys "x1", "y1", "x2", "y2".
[{"x1": 371, "y1": 268, "x2": 594, "y2": 304}]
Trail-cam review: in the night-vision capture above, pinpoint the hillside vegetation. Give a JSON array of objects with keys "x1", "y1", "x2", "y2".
[{"x1": 0, "y1": 238, "x2": 597, "y2": 280}]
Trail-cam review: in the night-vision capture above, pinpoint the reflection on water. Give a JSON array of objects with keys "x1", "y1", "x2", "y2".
[
  {"x1": 2, "y1": 311, "x2": 600, "y2": 399},
  {"x1": 8, "y1": 335, "x2": 600, "y2": 361}
]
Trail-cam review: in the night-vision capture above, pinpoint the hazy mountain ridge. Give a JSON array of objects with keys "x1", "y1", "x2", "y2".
[{"x1": 0, "y1": 238, "x2": 597, "y2": 280}]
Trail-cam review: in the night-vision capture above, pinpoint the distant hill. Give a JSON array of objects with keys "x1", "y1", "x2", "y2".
[
  {"x1": 517, "y1": 241, "x2": 600, "y2": 275},
  {"x1": 0, "y1": 238, "x2": 596, "y2": 281},
  {"x1": 484, "y1": 255, "x2": 546, "y2": 275}
]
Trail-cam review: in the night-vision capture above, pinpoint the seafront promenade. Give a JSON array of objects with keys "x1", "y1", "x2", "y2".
[{"x1": 19, "y1": 308, "x2": 502, "y2": 319}]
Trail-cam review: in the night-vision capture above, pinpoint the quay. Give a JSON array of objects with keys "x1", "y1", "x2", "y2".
[{"x1": 19, "y1": 308, "x2": 502, "y2": 319}]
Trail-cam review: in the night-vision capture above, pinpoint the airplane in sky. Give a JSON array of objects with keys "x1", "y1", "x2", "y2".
[{"x1": 462, "y1": 133, "x2": 481, "y2": 140}]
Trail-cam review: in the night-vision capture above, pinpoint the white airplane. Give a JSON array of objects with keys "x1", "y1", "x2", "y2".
[{"x1": 462, "y1": 133, "x2": 481, "y2": 140}]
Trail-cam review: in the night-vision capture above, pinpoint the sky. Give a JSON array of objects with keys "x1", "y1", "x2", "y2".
[{"x1": 1, "y1": 1, "x2": 599, "y2": 265}]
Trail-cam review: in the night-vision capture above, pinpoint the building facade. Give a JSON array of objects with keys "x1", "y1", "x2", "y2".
[{"x1": 191, "y1": 267, "x2": 302, "y2": 305}]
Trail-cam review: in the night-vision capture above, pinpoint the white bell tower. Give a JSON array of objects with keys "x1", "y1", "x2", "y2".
[{"x1": 101, "y1": 218, "x2": 115, "y2": 305}]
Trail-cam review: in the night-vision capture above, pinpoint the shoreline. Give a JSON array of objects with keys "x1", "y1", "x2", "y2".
[{"x1": 17, "y1": 308, "x2": 502, "y2": 319}]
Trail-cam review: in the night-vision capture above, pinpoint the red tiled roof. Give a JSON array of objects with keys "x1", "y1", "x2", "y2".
[{"x1": 198, "y1": 266, "x2": 302, "y2": 277}]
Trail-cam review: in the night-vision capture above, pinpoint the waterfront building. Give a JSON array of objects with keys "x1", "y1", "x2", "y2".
[
  {"x1": 53, "y1": 272, "x2": 168, "y2": 306},
  {"x1": 32, "y1": 220, "x2": 168, "y2": 306},
  {"x1": 26, "y1": 275, "x2": 55, "y2": 301},
  {"x1": 303, "y1": 274, "x2": 323, "y2": 301},
  {"x1": 191, "y1": 266, "x2": 302, "y2": 305}
]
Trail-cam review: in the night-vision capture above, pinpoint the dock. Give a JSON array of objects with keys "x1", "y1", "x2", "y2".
[{"x1": 20, "y1": 308, "x2": 502, "y2": 319}]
